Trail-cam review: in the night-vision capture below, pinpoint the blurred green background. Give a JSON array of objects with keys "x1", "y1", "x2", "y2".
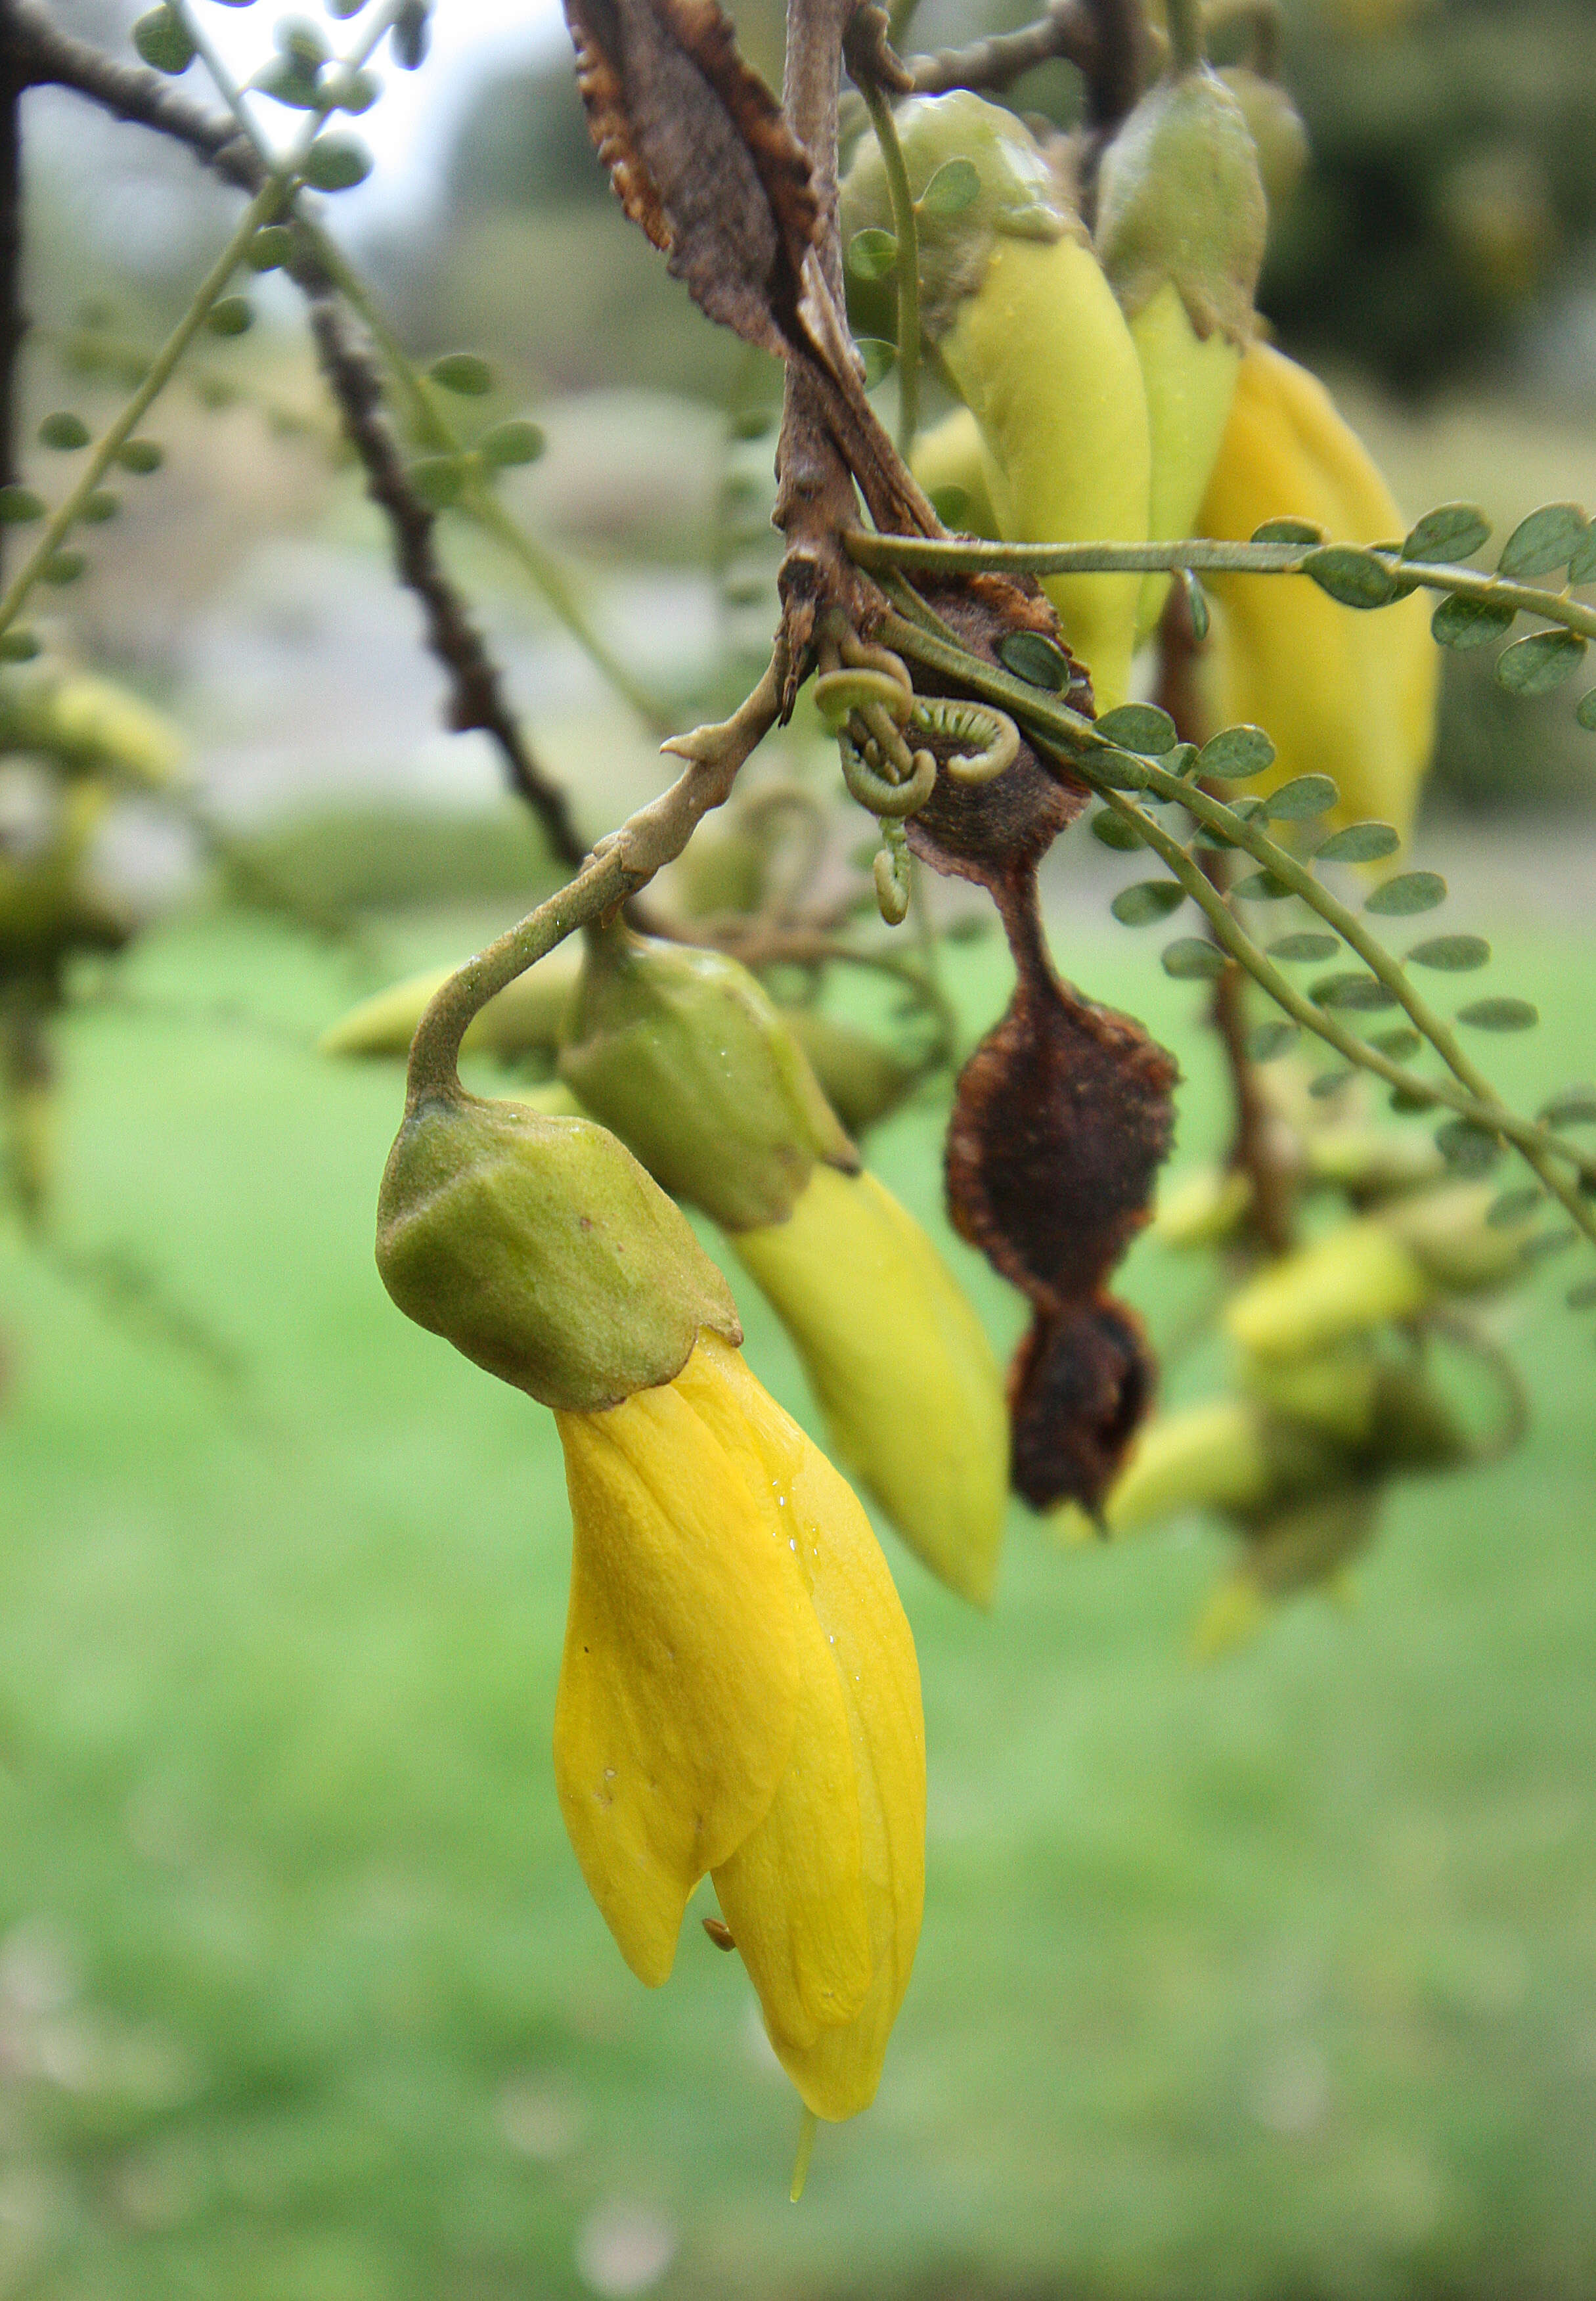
[{"x1": 5, "y1": 0, "x2": 1596, "y2": 2294}]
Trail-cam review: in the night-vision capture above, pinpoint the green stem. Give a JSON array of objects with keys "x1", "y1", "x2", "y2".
[
  {"x1": 849, "y1": 529, "x2": 1596, "y2": 644},
  {"x1": 874, "y1": 606, "x2": 1596, "y2": 1237},
  {"x1": 1163, "y1": 0, "x2": 1205, "y2": 70},
  {"x1": 860, "y1": 82, "x2": 920, "y2": 460},
  {"x1": 0, "y1": 175, "x2": 288, "y2": 638}
]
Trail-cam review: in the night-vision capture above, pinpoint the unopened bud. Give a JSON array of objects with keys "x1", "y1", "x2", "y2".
[
  {"x1": 376, "y1": 1091, "x2": 741, "y2": 1412},
  {"x1": 1224, "y1": 1218, "x2": 1431, "y2": 1359},
  {"x1": 558, "y1": 931, "x2": 856, "y2": 1233}
]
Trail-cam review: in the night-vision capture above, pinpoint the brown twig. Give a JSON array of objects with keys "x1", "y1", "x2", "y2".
[
  {"x1": 1153, "y1": 578, "x2": 1296, "y2": 1255},
  {"x1": 9, "y1": 0, "x2": 585, "y2": 869},
  {"x1": 906, "y1": 1, "x2": 1096, "y2": 95},
  {"x1": 301, "y1": 286, "x2": 588, "y2": 869}
]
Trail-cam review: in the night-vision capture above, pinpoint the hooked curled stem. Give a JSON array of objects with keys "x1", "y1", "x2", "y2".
[{"x1": 404, "y1": 667, "x2": 782, "y2": 1109}]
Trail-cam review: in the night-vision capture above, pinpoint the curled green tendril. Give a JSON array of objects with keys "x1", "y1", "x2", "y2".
[
  {"x1": 874, "y1": 820, "x2": 912, "y2": 924},
  {"x1": 813, "y1": 665, "x2": 913, "y2": 729},
  {"x1": 910, "y1": 698, "x2": 1020, "y2": 785},
  {"x1": 841, "y1": 728, "x2": 938, "y2": 816}
]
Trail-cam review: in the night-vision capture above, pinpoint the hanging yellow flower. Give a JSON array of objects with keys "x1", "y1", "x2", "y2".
[
  {"x1": 554, "y1": 1328, "x2": 925, "y2": 2123},
  {"x1": 376, "y1": 1088, "x2": 926, "y2": 2124}
]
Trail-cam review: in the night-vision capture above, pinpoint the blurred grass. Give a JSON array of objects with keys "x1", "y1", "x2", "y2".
[{"x1": 0, "y1": 893, "x2": 1593, "y2": 2301}]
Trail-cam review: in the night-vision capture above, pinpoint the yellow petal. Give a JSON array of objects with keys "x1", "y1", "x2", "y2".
[
  {"x1": 1199, "y1": 340, "x2": 1438, "y2": 846},
  {"x1": 733, "y1": 1167, "x2": 1008, "y2": 1607},
  {"x1": 552, "y1": 1360, "x2": 802, "y2": 1986},
  {"x1": 682, "y1": 1336, "x2": 926, "y2": 2121}
]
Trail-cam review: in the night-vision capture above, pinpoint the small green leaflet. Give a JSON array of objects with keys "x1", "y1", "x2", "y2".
[
  {"x1": 39, "y1": 413, "x2": 91, "y2": 450},
  {"x1": 1162, "y1": 938, "x2": 1228, "y2": 980},
  {"x1": 1198, "y1": 725, "x2": 1275, "y2": 782},
  {"x1": 1310, "y1": 1069, "x2": 1354, "y2": 1098},
  {"x1": 302, "y1": 135, "x2": 372, "y2": 190},
  {"x1": 133, "y1": 5, "x2": 196, "y2": 71},
  {"x1": 919, "y1": 159, "x2": 981, "y2": 215},
  {"x1": 1402, "y1": 504, "x2": 1490, "y2": 563},
  {"x1": 1301, "y1": 546, "x2": 1402, "y2": 608},
  {"x1": 1577, "y1": 690, "x2": 1596, "y2": 732},
  {"x1": 1247, "y1": 1021, "x2": 1299, "y2": 1061},
  {"x1": 1252, "y1": 517, "x2": 1323, "y2": 545},
  {"x1": 1495, "y1": 630, "x2": 1586, "y2": 695},
  {"x1": 1436, "y1": 1119, "x2": 1502, "y2": 1174},
  {"x1": 848, "y1": 229, "x2": 898, "y2": 281},
  {"x1": 1090, "y1": 810, "x2": 1143, "y2": 851},
  {"x1": 1268, "y1": 932, "x2": 1340, "y2": 962},
  {"x1": 1368, "y1": 1027, "x2": 1421, "y2": 1060},
  {"x1": 1231, "y1": 870, "x2": 1292, "y2": 901},
  {"x1": 1540, "y1": 1086, "x2": 1596, "y2": 1127},
  {"x1": 856, "y1": 337, "x2": 897, "y2": 388},
  {"x1": 1567, "y1": 1278, "x2": 1596, "y2": 1310},
  {"x1": 0, "y1": 487, "x2": 46, "y2": 522},
  {"x1": 1179, "y1": 570, "x2": 1210, "y2": 642},
  {"x1": 479, "y1": 420, "x2": 544, "y2": 468},
  {"x1": 1265, "y1": 774, "x2": 1337, "y2": 820},
  {"x1": 1096, "y1": 702, "x2": 1177, "y2": 754},
  {"x1": 1407, "y1": 933, "x2": 1489, "y2": 970},
  {"x1": 1457, "y1": 997, "x2": 1538, "y2": 1031},
  {"x1": 1486, "y1": 1186, "x2": 1542, "y2": 1230},
  {"x1": 1111, "y1": 880, "x2": 1185, "y2": 926},
  {"x1": 1310, "y1": 971, "x2": 1396, "y2": 1010},
  {"x1": 997, "y1": 630, "x2": 1072, "y2": 690},
  {"x1": 1497, "y1": 503, "x2": 1589, "y2": 579},
  {"x1": 430, "y1": 353, "x2": 492, "y2": 396},
  {"x1": 1431, "y1": 594, "x2": 1515, "y2": 650},
  {"x1": 1315, "y1": 820, "x2": 1400, "y2": 862},
  {"x1": 1364, "y1": 871, "x2": 1446, "y2": 915}
]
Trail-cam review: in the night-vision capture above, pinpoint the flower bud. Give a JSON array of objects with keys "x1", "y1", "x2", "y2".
[
  {"x1": 1151, "y1": 1162, "x2": 1254, "y2": 1247},
  {"x1": 1193, "y1": 1484, "x2": 1380, "y2": 1656},
  {"x1": 0, "y1": 667, "x2": 183, "y2": 788},
  {"x1": 732, "y1": 1165, "x2": 1008, "y2": 1605},
  {"x1": 1216, "y1": 68, "x2": 1310, "y2": 215},
  {"x1": 375, "y1": 1091, "x2": 741, "y2": 1412},
  {"x1": 321, "y1": 947, "x2": 580, "y2": 1062},
  {"x1": 780, "y1": 1008, "x2": 918, "y2": 1137},
  {"x1": 558, "y1": 931, "x2": 856, "y2": 1234},
  {"x1": 1223, "y1": 1217, "x2": 1432, "y2": 1360},
  {"x1": 1096, "y1": 66, "x2": 1266, "y2": 638},
  {"x1": 1239, "y1": 1340, "x2": 1381, "y2": 1446},
  {"x1": 1379, "y1": 1181, "x2": 1536, "y2": 1296}
]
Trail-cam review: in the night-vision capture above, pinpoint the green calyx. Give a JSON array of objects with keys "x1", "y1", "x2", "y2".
[
  {"x1": 1094, "y1": 66, "x2": 1266, "y2": 344},
  {"x1": 375, "y1": 1091, "x2": 742, "y2": 1412},
  {"x1": 840, "y1": 91, "x2": 1074, "y2": 341},
  {"x1": 1216, "y1": 67, "x2": 1310, "y2": 217},
  {"x1": 558, "y1": 930, "x2": 857, "y2": 1233}
]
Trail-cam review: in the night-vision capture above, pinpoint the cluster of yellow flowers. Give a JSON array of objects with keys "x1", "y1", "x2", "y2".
[
  {"x1": 844, "y1": 78, "x2": 1436, "y2": 839},
  {"x1": 344, "y1": 926, "x2": 1013, "y2": 2144}
]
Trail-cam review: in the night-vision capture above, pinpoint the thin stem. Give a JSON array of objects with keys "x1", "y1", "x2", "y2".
[
  {"x1": 860, "y1": 80, "x2": 920, "y2": 458},
  {"x1": 0, "y1": 173, "x2": 287, "y2": 638},
  {"x1": 906, "y1": 4, "x2": 1096, "y2": 97},
  {"x1": 849, "y1": 529, "x2": 1596, "y2": 644},
  {"x1": 1164, "y1": 0, "x2": 1205, "y2": 70},
  {"x1": 405, "y1": 664, "x2": 780, "y2": 1106}
]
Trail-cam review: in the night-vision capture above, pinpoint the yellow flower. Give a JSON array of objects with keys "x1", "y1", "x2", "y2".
[
  {"x1": 553, "y1": 1329, "x2": 925, "y2": 2124},
  {"x1": 732, "y1": 1166, "x2": 1009, "y2": 1608}
]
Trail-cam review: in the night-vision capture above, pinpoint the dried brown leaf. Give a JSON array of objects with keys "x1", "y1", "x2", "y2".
[{"x1": 564, "y1": 0, "x2": 820, "y2": 355}]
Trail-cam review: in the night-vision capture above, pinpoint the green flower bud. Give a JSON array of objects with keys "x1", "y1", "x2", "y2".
[
  {"x1": 376, "y1": 1092, "x2": 742, "y2": 1412},
  {"x1": 1095, "y1": 66, "x2": 1266, "y2": 343},
  {"x1": 0, "y1": 667, "x2": 183, "y2": 787},
  {"x1": 840, "y1": 91, "x2": 1072, "y2": 340},
  {"x1": 1216, "y1": 68, "x2": 1310, "y2": 217},
  {"x1": 780, "y1": 1009, "x2": 918, "y2": 1137},
  {"x1": 320, "y1": 947, "x2": 579, "y2": 1062},
  {"x1": 1379, "y1": 1182, "x2": 1536, "y2": 1296},
  {"x1": 558, "y1": 931, "x2": 856, "y2": 1233}
]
